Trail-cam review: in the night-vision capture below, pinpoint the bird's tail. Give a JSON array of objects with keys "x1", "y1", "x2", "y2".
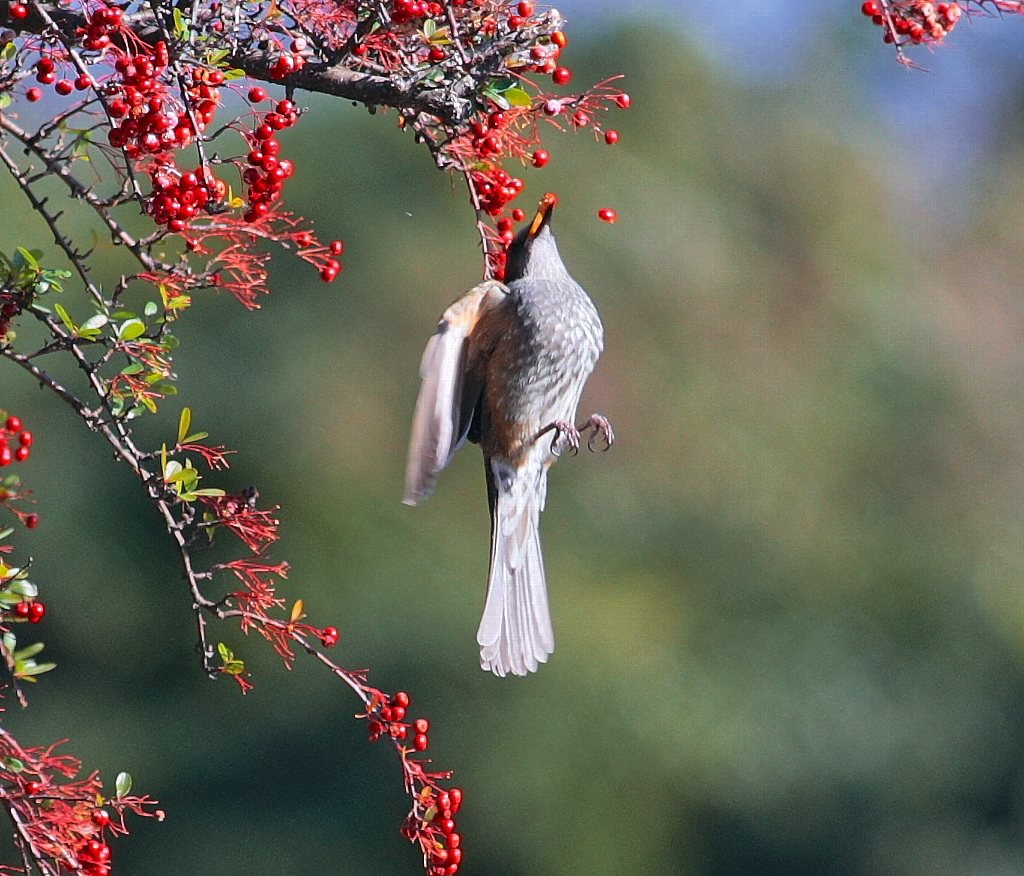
[{"x1": 477, "y1": 456, "x2": 554, "y2": 676}]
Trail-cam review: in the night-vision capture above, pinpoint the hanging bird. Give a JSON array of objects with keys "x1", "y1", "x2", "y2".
[{"x1": 404, "y1": 193, "x2": 613, "y2": 676}]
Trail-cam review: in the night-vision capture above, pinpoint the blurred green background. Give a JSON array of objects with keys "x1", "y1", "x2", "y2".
[{"x1": 5, "y1": 5, "x2": 1024, "y2": 875}]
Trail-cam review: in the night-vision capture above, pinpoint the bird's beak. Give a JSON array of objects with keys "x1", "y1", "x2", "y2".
[{"x1": 527, "y1": 192, "x2": 557, "y2": 238}]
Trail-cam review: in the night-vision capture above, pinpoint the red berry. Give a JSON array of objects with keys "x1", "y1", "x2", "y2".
[
  {"x1": 414, "y1": 718, "x2": 430, "y2": 734},
  {"x1": 615, "y1": 93, "x2": 631, "y2": 109},
  {"x1": 13, "y1": 602, "x2": 30, "y2": 617},
  {"x1": 54, "y1": 79, "x2": 74, "y2": 96},
  {"x1": 448, "y1": 788, "x2": 462, "y2": 811},
  {"x1": 25, "y1": 514, "x2": 39, "y2": 530},
  {"x1": 0, "y1": 446, "x2": 11, "y2": 466},
  {"x1": 551, "y1": 31, "x2": 567, "y2": 48},
  {"x1": 413, "y1": 733, "x2": 428, "y2": 751},
  {"x1": 6, "y1": 416, "x2": 21, "y2": 432},
  {"x1": 34, "y1": 58, "x2": 53, "y2": 74},
  {"x1": 391, "y1": 705, "x2": 406, "y2": 721},
  {"x1": 447, "y1": 833, "x2": 461, "y2": 850},
  {"x1": 19, "y1": 431, "x2": 32, "y2": 447},
  {"x1": 598, "y1": 207, "x2": 617, "y2": 224},
  {"x1": 552, "y1": 67, "x2": 571, "y2": 86},
  {"x1": 92, "y1": 809, "x2": 111, "y2": 827},
  {"x1": 9, "y1": 3, "x2": 28, "y2": 17},
  {"x1": 438, "y1": 818, "x2": 455, "y2": 834},
  {"x1": 394, "y1": 691, "x2": 410, "y2": 708},
  {"x1": 517, "y1": 0, "x2": 533, "y2": 15},
  {"x1": 74, "y1": 74, "x2": 92, "y2": 91},
  {"x1": 26, "y1": 87, "x2": 42, "y2": 102},
  {"x1": 24, "y1": 780, "x2": 43, "y2": 795},
  {"x1": 27, "y1": 602, "x2": 45, "y2": 623},
  {"x1": 531, "y1": 149, "x2": 549, "y2": 168},
  {"x1": 861, "y1": 0, "x2": 882, "y2": 15},
  {"x1": 247, "y1": 87, "x2": 267, "y2": 103},
  {"x1": 14, "y1": 446, "x2": 29, "y2": 462},
  {"x1": 604, "y1": 129, "x2": 619, "y2": 145},
  {"x1": 329, "y1": 239, "x2": 344, "y2": 255},
  {"x1": 320, "y1": 626, "x2": 339, "y2": 647},
  {"x1": 319, "y1": 266, "x2": 339, "y2": 283},
  {"x1": 511, "y1": 208, "x2": 525, "y2": 222}
]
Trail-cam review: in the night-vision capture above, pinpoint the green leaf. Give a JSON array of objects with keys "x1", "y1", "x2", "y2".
[
  {"x1": 423, "y1": 17, "x2": 436, "y2": 38},
  {"x1": 54, "y1": 303, "x2": 76, "y2": 332},
  {"x1": 0, "y1": 527, "x2": 13, "y2": 540},
  {"x1": 120, "y1": 363, "x2": 144, "y2": 375},
  {"x1": 504, "y1": 87, "x2": 532, "y2": 107},
  {"x1": 17, "y1": 662, "x2": 56, "y2": 677},
  {"x1": 115, "y1": 772, "x2": 132, "y2": 798},
  {"x1": 206, "y1": 48, "x2": 229, "y2": 65},
  {"x1": 172, "y1": 7, "x2": 189, "y2": 39},
  {"x1": 80, "y1": 313, "x2": 109, "y2": 331},
  {"x1": 15, "y1": 248, "x2": 39, "y2": 271},
  {"x1": 144, "y1": 301, "x2": 159, "y2": 318},
  {"x1": 190, "y1": 488, "x2": 226, "y2": 497},
  {"x1": 178, "y1": 408, "x2": 192, "y2": 445},
  {"x1": 2, "y1": 757, "x2": 25, "y2": 772},
  {"x1": 117, "y1": 318, "x2": 146, "y2": 341},
  {"x1": 182, "y1": 431, "x2": 209, "y2": 444},
  {"x1": 14, "y1": 642, "x2": 45, "y2": 660}
]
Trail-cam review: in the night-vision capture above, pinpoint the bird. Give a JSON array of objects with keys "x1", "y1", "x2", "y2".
[{"x1": 403, "y1": 192, "x2": 613, "y2": 676}]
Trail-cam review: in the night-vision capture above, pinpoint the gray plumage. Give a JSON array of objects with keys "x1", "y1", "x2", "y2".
[{"x1": 405, "y1": 200, "x2": 605, "y2": 676}]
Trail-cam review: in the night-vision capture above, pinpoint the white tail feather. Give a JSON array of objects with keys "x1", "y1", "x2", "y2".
[{"x1": 478, "y1": 459, "x2": 554, "y2": 676}]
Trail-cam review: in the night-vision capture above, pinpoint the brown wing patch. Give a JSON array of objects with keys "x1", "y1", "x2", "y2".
[{"x1": 403, "y1": 280, "x2": 508, "y2": 505}]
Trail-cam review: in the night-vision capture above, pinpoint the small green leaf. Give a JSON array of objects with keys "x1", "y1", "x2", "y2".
[
  {"x1": 17, "y1": 661, "x2": 56, "y2": 677},
  {"x1": 504, "y1": 87, "x2": 532, "y2": 107},
  {"x1": 15, "y1": 248, "x2": 39, "y2": 271},
  {"x1": 115, "y1": 772, "x2": 132, "y2": 798},
  {"x1": 423, "y1": 17, "x2": 436, "y2": 38},
  {"x1": 182, "y1": 431, "x2": 209, "y2": 444},
  {"x1": 190, "y1": 488, "x2": 226, "y2": 497},
  {"x1": 144, "y1": 301, "x2": 159, "y2": 318},
  {"x1": 54, "y1": 303, "x2": 76, "y2": 332},
  {"x1": 120, "y1": 363, "x2": 144, "y2": 375},
  {"x1": 14, "y1": 642, "x2": 45, "y2": 660},
  {"x1": 178, "y1": 408, "x2": 192, "y2": 444},
  {"x1": 117, "y1": 318, "x2": 146, "y2": 341}
]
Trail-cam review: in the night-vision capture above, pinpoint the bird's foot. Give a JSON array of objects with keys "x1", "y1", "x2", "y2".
[
  {"x1": 578, "y1": 414, "x2": 614, "y2": 452},
  {"x1": 537, "y1": 420, "x2": 581, "y2": 456}
]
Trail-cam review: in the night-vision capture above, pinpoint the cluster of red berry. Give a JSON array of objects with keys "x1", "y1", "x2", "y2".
[
  {"x1": 861, "y1": 0, "x2": 962, "y2": 44},
  {"x1": 367, "y1": 691, "x2": 432, "y2": 751},
  {"x1": 403, "y1": 786, "x2": 464, "y2": 876},
  {"x1": 391, "y1": 0, "x2": 445, "y2": 25},
  {"x1": 107, "y1": 51, "x2": 213, "y2": 158},
  {"x1": 145, "y1": 165, "x2": 227, "y2": 232},
  {"x1": 0, "y1": 415, "x2": 33, "y2": 467},
  {"x1": 242, "y1": 95, "x2": 301, "y2": 222},
  {"x1": 11, "y1": 600, "x2": 46, "y2": 622},
  {"x1": 25, "y1": 56, "x2": 91, "y2": 103},
  {"x1": 80, "y1": 3, "x2": 125, "y2": 51},
  {"x1": 75, "y1": 837, "x2": 112, "y2": 876}
]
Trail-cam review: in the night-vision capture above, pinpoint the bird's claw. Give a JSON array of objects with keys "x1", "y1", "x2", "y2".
[
  {"x1": 538, "y1": 420, "x2": 581, "y2": 456},
  {"x1": 579, "y1": 414, "x2": 614, "y2": 452}
]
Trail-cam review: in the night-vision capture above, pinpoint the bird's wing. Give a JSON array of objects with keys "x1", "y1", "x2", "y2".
[{"x1": 404, "y1": 279, "x2": 508, "y2": 505}]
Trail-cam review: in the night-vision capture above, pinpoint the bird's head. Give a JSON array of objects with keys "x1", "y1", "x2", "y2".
[{"x1": 505, "y1": 192, "x2": 566, "y2": 282}]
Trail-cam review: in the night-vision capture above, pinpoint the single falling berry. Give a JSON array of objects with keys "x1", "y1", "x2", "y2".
[{"x1": 598, "y1": 208, "x2": 617, "y2": 223}]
